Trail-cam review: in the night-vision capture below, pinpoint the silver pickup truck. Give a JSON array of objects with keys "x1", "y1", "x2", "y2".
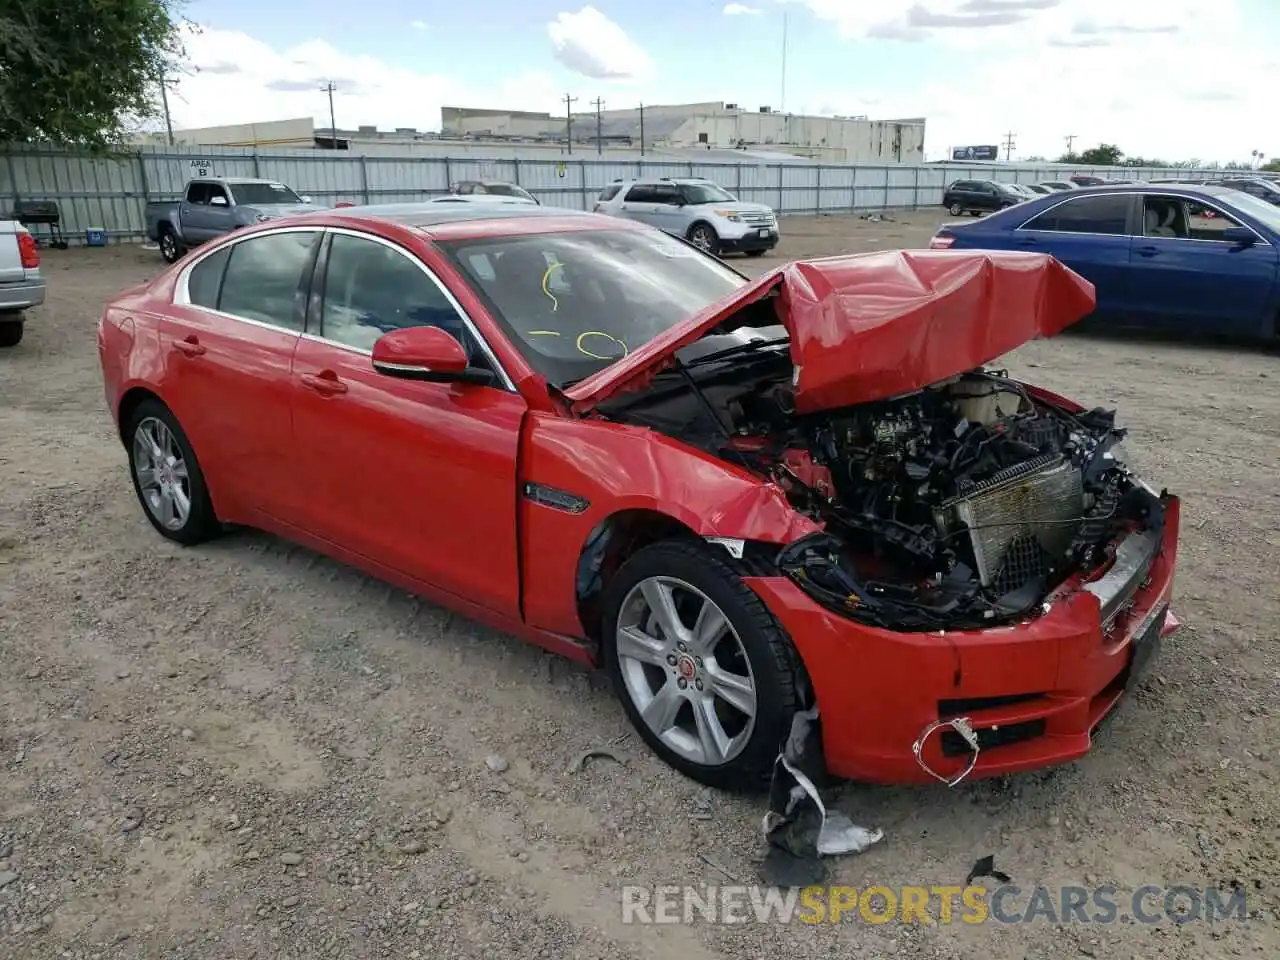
[
  {"x1": 144, "y1": 177, "x2": 322, "y2": 263},
  {"x1": 0, "y1": 220, "x2": 45, "y2": 348}
]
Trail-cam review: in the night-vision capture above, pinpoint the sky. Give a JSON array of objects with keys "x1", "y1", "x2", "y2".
[{"x1": 166, "y1": 0, "x2": 1280, "y2": 164}]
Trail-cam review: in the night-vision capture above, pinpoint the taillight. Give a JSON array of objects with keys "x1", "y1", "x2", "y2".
[
  {"x1": 929, "y1": 234, "x2": 955, "y2": 249},
  {"x1": 17, "y1": 230, "x2": 39, "y2": 268}
]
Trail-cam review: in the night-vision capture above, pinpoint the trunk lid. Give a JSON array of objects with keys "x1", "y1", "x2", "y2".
[{"x1": 565, "y1": 249, "x2": 1096, "y2": 415}]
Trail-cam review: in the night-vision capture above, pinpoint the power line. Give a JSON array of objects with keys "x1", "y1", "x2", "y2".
[
  {"x1": 562, "y1": 93, "x2": 578, "y2": 155},
  {"x1": 1002, "y1": 131, "x2": 1017, "y2": 161},
  {"x1": 591, "y1": 96, "x2": 605, "y2": 156}
]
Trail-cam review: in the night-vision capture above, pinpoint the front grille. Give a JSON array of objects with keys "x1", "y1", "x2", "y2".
[
  {"x1": 740, "y1": 211, "x2": 776, "y2": 226},
  {"x1": 935, "y1": 456, "x2": 1084, "y2": 589}
]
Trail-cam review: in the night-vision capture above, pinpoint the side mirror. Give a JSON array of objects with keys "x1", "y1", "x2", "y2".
[
  {"x1": 372, "y1": 326, "x2": 494, "y2": 385},
  {"x1": 1220, "y1": 226, "x2": 1257, "y2": 247},
  {"x1": 210, "y1": 195, "x2": 228, "y2": 206},
  {"x1": 299, "y1": 195, "x2": 314, "y2": 204}
]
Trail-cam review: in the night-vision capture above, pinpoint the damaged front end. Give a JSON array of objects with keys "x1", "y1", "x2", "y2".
[{"x1": 756, "y1": 371, "x2": 1170, "y2": 632}]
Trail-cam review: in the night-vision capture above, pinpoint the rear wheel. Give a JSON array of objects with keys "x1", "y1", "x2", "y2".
[
  {"x1": 0, "y1": 318, "x2": 23, "y2": 348},
  {"x1": 687, "y1": 223, "x2": 720, "y2": 256},
  {"x1": 158, "y1": 227, "x2": 183, "y2": 264},
  {"x1": 602, "y1": 539, "x2": 801, "y2": 791},
  {"x1": 125, "y1": 399, "x2": 220, "y2": 545}
]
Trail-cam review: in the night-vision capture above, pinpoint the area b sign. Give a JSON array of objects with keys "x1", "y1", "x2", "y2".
[{"x1": 189, "y1": 159, "x2": 215, "y2": 177}]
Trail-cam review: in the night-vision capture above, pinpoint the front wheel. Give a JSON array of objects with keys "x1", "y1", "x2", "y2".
[
  {"x1": 602, "y1": 539, "x2": 802, "y2": 791},
  {"x1": 125, "y1": 399, "x2": 220, "y2": 545},
  {"x1": 687, "y1": 223, "x2": 720, "y2": 256},
  {"x1": 158, "y1": 227, "x2": 183, "y2": 264},
  {"x1": 0, "y1": 319, "x2": 23, "y2": 348},
  {"x1": 948, "y1": 201, "x2": 964, "y2": 216}
]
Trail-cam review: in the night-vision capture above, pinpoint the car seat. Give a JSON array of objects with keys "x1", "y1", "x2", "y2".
[{"x1": 1145, "y1": 205, "x2": 1178, "y2": 238}]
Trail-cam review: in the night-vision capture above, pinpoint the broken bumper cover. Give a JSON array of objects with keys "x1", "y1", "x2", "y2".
[{"x1": 743, "y1": 496, "x2": 1182, "y2": 785}]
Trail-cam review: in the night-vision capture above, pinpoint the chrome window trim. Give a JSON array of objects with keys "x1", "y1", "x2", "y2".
[
  {"x1": 1013, "y1": 191, "x2": 1271, "y2": 245},
  {"x1": 171, "y1": 224, "x2": 517, "y2": 392}
]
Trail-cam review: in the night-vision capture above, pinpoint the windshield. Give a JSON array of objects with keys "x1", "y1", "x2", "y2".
[
  {"x1": 1221, "y1": 190, "x2": 1280, "y2": 233},
  {"x1": 230, "y1": 182, "x2": 302, "y2": 205},
  {"x1": 438, "y1": 229, "x2": 748, "y2": 387},
  {"x1": 487, "y1": 183, "x2": 537, "y2": 202},
  {"x1": 681, "y1": 182, "x2": 736, "y2": 204}
]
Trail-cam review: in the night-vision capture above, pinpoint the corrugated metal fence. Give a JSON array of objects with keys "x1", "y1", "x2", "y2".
[{"x1": 0, "y1": 144, "x2": 1228, "y2": 243}]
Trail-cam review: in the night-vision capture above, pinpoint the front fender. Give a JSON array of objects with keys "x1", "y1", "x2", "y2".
[{"x1": 517, "y1": 413, "x2": 818, "y2": 637}]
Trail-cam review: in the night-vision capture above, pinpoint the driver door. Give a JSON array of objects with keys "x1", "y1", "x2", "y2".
[{"x1": 287, "y1": 230, "x2": 526, "y2": 617}]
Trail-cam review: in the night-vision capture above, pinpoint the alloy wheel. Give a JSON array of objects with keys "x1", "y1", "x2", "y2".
[
  {"x1": 614, "y1": 576, "x2": 757, "y2": 766},
  {"x1": 132, "y1": 416, "x2": 192, "y2": 531}
]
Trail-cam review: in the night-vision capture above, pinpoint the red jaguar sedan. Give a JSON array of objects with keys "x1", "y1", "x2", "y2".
[{"x1": 97, "y1": 204, "x2": 1181, "y2": 790}]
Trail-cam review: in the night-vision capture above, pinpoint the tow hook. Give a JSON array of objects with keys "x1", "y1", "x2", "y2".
[{"x1": 912, "y1": 716, "x2": 981, "y2": 787}]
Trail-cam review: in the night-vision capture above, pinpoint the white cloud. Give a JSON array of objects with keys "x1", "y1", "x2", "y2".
[
  {"x1": 170, "y1": 25, "x2": 562, "y2": 132},
  {"x1": 788, "y1": 0, "x2": 1272, "y2": 163},
  {"x1": 410, "y1": 19, "x2": 428, "y2": 30},
  {"x1": 723, "y1": 3, "x2": 761, "y2": 14},
  {"x1": 547, "y1": 6, "x2": 653, "y2": 80}
]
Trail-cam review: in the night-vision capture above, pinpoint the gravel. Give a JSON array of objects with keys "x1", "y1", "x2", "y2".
[{"x1": 1, "y1": 220, "x2": 1277, "y2": 959}]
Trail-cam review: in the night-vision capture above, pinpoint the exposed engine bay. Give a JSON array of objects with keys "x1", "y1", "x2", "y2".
[{"x1": 599, "y1": 337, "x2": 1167, "y2": 631}]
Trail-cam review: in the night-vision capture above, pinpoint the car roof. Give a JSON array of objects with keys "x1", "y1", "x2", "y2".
[
  {"x1": 213, "y1": 177, "x2": 286, "y2": 185},
  {"x1": 297, "y1": 202, "x2": 642, "y2": 241}
]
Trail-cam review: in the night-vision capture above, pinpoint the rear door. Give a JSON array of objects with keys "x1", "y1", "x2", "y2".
[
  {"x1": 287, "y1": 229, "x2": 526, "y2": 614},
  {"x1": 1126, "y1": 194, "x2": 1279, "y2": 335},
  {"x1": 1012, "y1": 193, "x2": 1136, "y2": 317},
  {"x1": 619, "y1": 183, "x2": 661, "y2": 225},
  {"x1": 164, "y1": 228, "x2": 320, "y2": 517},
  {"x1": 649, "y1": 183, "x2": 690, "y2": 235}
]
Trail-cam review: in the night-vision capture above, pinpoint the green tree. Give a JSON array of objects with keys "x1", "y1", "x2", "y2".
[
  {"x1": 1263, "y1": 157, "x2": 1280, "y2": 172},
  {"x1": 0, "y1": 0, "x2": 185, "y2": 151},
  {"x1": 1078, "y1": 143, "x2": 1124, "y2": 165}
]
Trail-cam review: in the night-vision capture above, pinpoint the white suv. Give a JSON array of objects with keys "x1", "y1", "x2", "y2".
[{"x1": 594, "y1": 178, "x2": 779, "y2": 257}]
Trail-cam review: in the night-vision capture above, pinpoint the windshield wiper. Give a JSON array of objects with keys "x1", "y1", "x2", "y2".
[{"x1": 683, "y1": 336, "x2": 790, "y2": 368}]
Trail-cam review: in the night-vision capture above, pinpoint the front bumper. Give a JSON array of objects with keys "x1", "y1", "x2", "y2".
[
  {"x1": 718, "y1": 228, "x2": 779, "y2": 253},
  {"x1": 744, "y1": 496, "x2": 1182, "y2": 785},
  {"x1": 0, "y1": 277, "x2": 46, "y2": 312}
]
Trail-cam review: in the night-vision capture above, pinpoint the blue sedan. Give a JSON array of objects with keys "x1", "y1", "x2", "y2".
[{"x1": 929, "y1": 184, "x2": 1280, "y2": 339}]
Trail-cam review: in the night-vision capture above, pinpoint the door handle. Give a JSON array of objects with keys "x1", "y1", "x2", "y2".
[
  {"x1": 1136, "y1": 246, "x2": 1159, "y2": 258},
  {"x1": 171, "y1": 335, "x2": 206, "y2": 357},
  {"x1": 300, "y1": 371, "x2": 348, "y2": 396}
]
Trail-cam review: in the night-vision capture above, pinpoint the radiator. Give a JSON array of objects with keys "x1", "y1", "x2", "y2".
[{"x1": 935, "y1": 455, "x2": 1085, "y2": 592}]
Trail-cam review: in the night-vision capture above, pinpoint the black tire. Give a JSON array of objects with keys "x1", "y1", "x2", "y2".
[
  {"x1": 124, "y1": 398, "x2": 220, "y2": 545},
  {"x1": 948, "y1": 201, "x2": 964, "y2": 216},
  {"x1": 686, "y1": 222, "x2": 720, "y2": 256},
  {"x1": 601, "y1": 538, "x2": 801, "y2": 791},
  {"x1": 745, "y1": 249, "x2": 768, "y2": 258},
  {"x1": 159, "y1": 226, "x2": 183, "y2": 264},
  {"x1": 0, "y1": 320, "x2": 23, "y2": 348}
]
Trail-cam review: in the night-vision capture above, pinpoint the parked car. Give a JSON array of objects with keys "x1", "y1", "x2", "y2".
[
  {"x1": 1216, "y1": 177, "x2": 1280, "y2": 206},
  {"x1": 98, "y1": 203, "x2": 1181, "y2": 788},
  {"x1": 1039, "y1": 181, "x2": 1077, "y2": 192},
  {"x1": 428, "y1": 193, "x2": 537, "y2": 206},
  {"x1": 1021, "y1": 183, "x2": 1054, "y2": 195},
  {"x1": 941, "y1": 179, "x2": 1023, "y2": 216},
  {"x1": 929, "y1": 183, "x2": 1280, "y2": 339},
  {"x1": 449, "y1": 180, "x2": 539, "y2": 204},
  {"x1": 0, "y1": 219, "x2": 45, "y2": 347},
  {"x1": 594, "y1": 177, "x2": 779, "y2": 256},
  {"x1": 1069, "y1": 175, "x2": 1107, "y2": 187},
  {"x1": 1003, "y1": 183, "x2": 1040, "y2": 200},
  {"x1": 145, "y1": 178, "x2": 322, "y2": 264}
]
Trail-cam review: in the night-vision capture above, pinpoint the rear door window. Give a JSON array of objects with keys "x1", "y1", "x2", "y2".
[
  {"x1": 1021, "y1": 194, "x2": 1131, "y2": 235},
  {"x1": 624, "y1": 184, "x2": 657, "y2": 202},
  {"x1": 218, "y1": 231, "x2": 320, "y2": 329}
]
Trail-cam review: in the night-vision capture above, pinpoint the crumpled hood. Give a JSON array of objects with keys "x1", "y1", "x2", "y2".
[{"x1": 565, "y1": 249, "x2": 1096, "y2": 415}]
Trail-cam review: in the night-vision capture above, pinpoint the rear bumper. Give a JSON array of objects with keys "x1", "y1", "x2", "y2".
[
  {"x1": 745, "y1": 495, "x2": 1182, "y2": 785},
  {"x1": 0, "y1": 277, "x2": 46, "y2": 312}
]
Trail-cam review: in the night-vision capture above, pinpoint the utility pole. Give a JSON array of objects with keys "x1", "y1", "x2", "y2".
[
  {"x1": 1064, "y1": 133, "x2": 1077, "y2": 155},
  {"x1": 158, "y1": 69, "x2": 174, "y2": 145},
  {"x1": 1002, "y1": 131, "x2": 1016, "y2": 161},
  {"x1": 591, "y1": 97, "x2": 605, "y2": 155},
  {"x1": 638, "y1": 102, "x2": 645, "y2": 156},
  {"x1": 321, "y1": 81, "x2": 337, "y2": 147},
  {"x1": 562, "y1": 93, "x2": 578, "y2": 154}
]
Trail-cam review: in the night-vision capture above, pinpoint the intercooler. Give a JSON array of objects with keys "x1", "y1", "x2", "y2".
[{"x1": 935, "y1": 454, "x2": 1085, "y2": 593}]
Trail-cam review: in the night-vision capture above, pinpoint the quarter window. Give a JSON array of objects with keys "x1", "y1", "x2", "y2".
[
  {"x1": 187, "y1": 247, "x2": 230, "y2": 309},
  {"x1": 1022, "y1": 195, "x2": 1130, "y2": 235},
  {"x1": 218, "y1": 231, "x2": 318, "y2": 330},
  {"x1": 320, "y1": 233, "x2": 480, "y2": 357},
  {"x1": 624, "y1": 184, "x2": 657, "y2": 202}
]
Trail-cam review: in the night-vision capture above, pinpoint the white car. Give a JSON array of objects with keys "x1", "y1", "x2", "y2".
[{"x1": 593, "y1": 177, "x2": 779, "y2": 257}]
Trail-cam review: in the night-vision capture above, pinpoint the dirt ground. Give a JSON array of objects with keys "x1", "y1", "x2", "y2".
[{"x1": 1, "y1": 211, "x2": 1277, "y2": 960}]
